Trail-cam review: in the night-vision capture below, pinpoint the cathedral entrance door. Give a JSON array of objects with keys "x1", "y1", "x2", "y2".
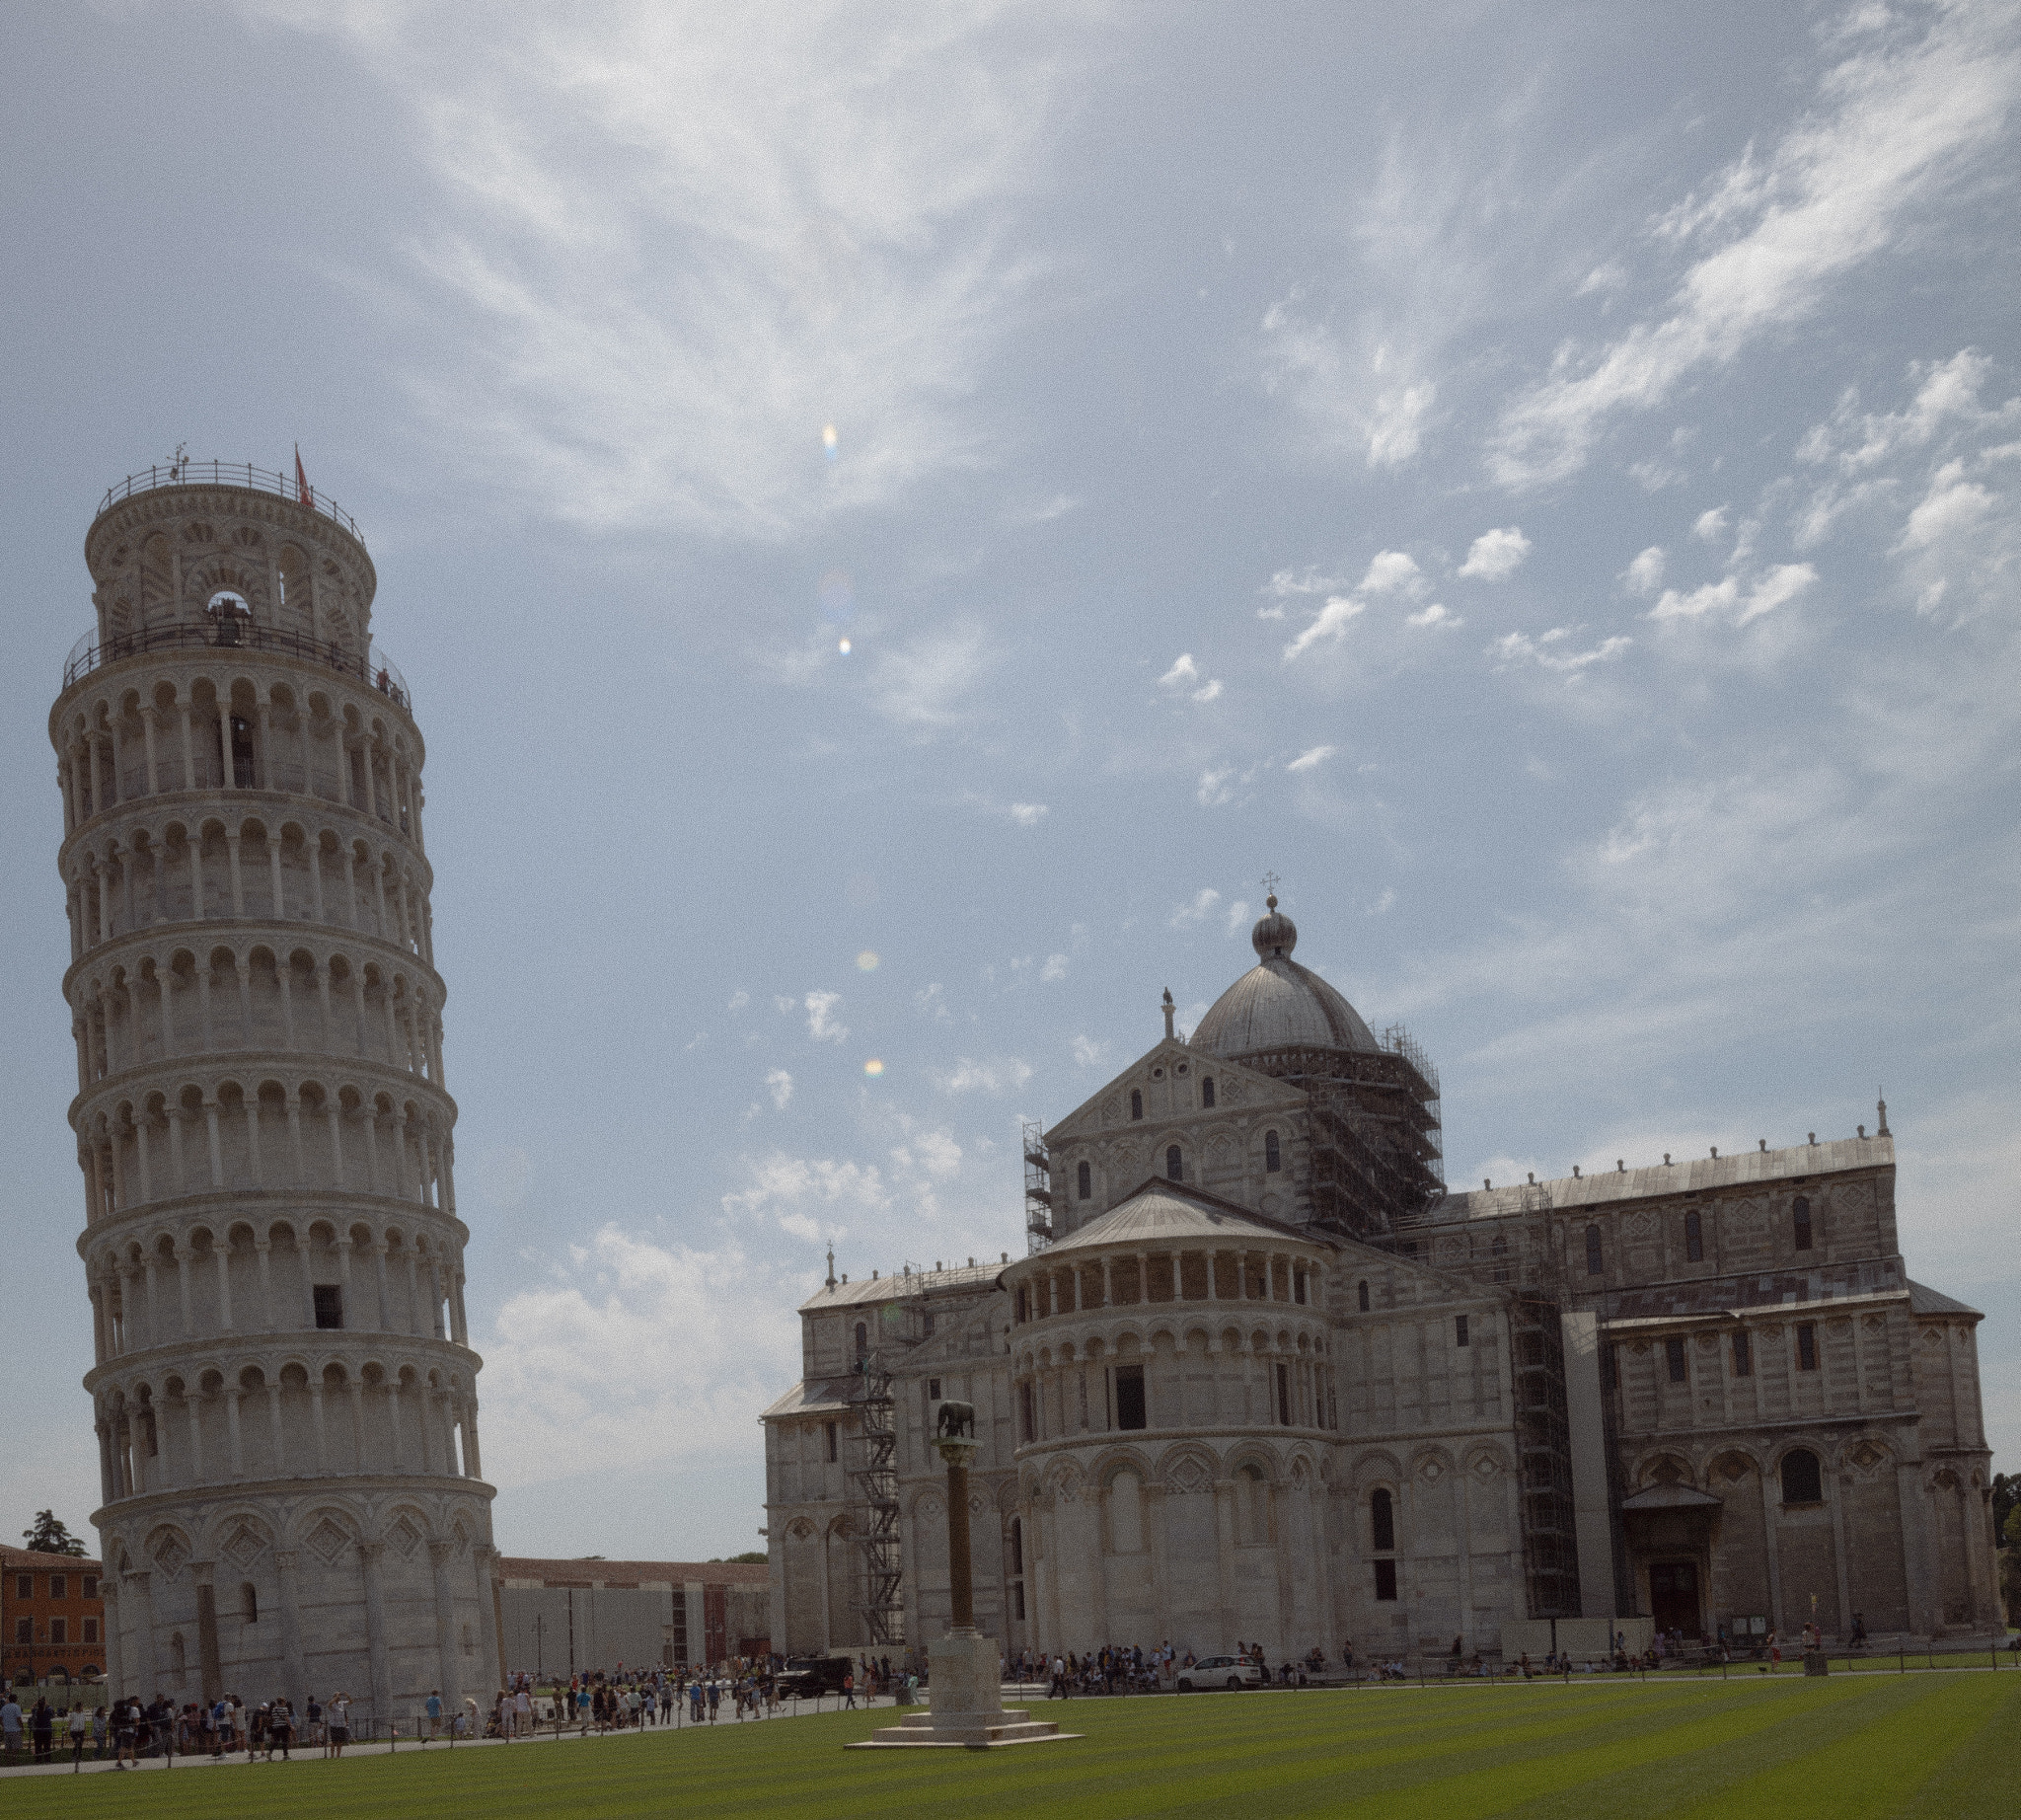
[{"x1": 1648, "y1": 1561, "x2": 1701, "y2": 1637}]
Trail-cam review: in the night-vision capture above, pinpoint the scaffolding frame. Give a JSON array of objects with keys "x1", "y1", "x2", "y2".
[
  {"x1": 1023, "y1": 1118, "x2": 1053, "y2": 1253},
  {"x1": 845, "y1": 1296, "x2": 924, "y2": 1647},
  {"x1": 1507, "y1": 1189, "x2": 1582, "y2": 1621}
]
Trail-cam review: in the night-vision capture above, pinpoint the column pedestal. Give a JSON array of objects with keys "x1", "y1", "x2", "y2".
[{"x1": 848, "y1": 1630, "x2": 1074, "y2": 1749}]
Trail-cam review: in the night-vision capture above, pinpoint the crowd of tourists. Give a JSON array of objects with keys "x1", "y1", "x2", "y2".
[{"x1": 0, "y1": 1690, "x2": 368, "y2": 1766}]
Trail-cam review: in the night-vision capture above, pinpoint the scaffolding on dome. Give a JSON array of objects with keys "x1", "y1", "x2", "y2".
[{"x1": 1255, "y1": 1024, "x2": 1444, "y2": 1240}]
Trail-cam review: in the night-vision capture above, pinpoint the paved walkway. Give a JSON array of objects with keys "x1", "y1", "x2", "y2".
[{"x1": 0, "y1": 1694, "x2": 906, "y2": 1780}]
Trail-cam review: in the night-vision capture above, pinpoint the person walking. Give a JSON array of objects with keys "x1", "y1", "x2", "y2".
[
  {"x1": 0, "y1": 1693, "x2": 21, "y2": 1765},
  {"x1": 328, "y1": 1692, "x2": 351, "y2": 1758},
  {"x1": 842, "y1": 1669, "x2": 857, "y2": 1710},
  {"x1": 268, "y1": 1699, "x2": 294, "y2": 1762},
  {"x1": 31, "y1": 1697, "x2": 54, "y2": 1764},
  {"x1": 706, "y1": 1678, "x2": 721, "y2": 1723},
  {"x1": 113, "y1": 1698, "x2": 139, "y2": 1768},
  {"x1": 67, "y1": 1704, "x2": 91, "y2": 1770},
  {"x1": 425, "y1": 1689, "x2": 442, "y2": 1740}
]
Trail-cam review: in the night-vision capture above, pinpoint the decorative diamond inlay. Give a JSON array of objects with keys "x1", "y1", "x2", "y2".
[
  {"x1": 222, "y1": 1525, "x2": 263, "y2": 1571},
  {"x1": 152, "y1": 1535, "x2": 188, "y2": 1578},
  {"x1": 306, "y1": 1518, "x2": 350, "y2": 1565},
  {"x1": 1168, "y1": 1458, "x2": 1212, "y2": 1495},
  {"x1": 390, "y1": 1516, "x2": 424, "y2": 1559},
  {"x1": 1419, "y1": 1459, "x2": 1444, "y2": 1483}
]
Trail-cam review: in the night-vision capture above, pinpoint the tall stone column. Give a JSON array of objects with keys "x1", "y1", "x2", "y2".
[
  {"x1": 360, "y1": 1542, "x2": 394, "y2": 1725},
  {"x1": 475, "y1": 1544, "x2": 505, "y2": 1693},
  {"x1": 1145, "y1": 1481, "x2": 1172, "y2": 1645},
  {"x1": 101, "y1": 1574, "x2": 126, "y2": 1702},
  {"x1": 1212, "y1": 1478, "x2": 1238, "y2": 1647},
  {"x1": 428, "y1": 1539, "x2": 465, "y2": 1714},
  {"x1": 192, "y1": 1559, "x2": 223, "y2": 1705},
  {"x1": 274, "y1": 1550, "x2": 307, "y2": 1707},
  {"x1": 125, "y1": 1567, "x2": 161, "y2": 1693}
]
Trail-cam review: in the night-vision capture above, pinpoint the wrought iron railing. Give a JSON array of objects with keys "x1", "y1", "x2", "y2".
[
  {"x1": 62, "y1": 621, "x2": 410, "y2": 710},
  {"x1": 98, "y1": 461, "x2": 365, "y2": 543}
]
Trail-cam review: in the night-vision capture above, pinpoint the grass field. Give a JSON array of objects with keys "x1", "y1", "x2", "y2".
[{"x1": 6, "y1": 1674, "x2": 2017, "y2": 1818}]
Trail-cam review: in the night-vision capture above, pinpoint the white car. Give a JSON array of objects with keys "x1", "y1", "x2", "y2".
[{"x1": 1174, "y1": 1656, "x2": 1267, "y2": 1692}]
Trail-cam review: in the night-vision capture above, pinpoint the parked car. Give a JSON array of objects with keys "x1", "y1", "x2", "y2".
[
  {"x1": 1174, "y1": 1656, "x2": 1267, "y2": 1692},
  {"x1": 776, "y1": 1655, "x2": 855, "y2": 1697}
]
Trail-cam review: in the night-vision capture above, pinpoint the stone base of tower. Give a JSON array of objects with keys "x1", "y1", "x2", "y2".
[{"x1": 847, "y1": 1631, "x2": 1077, "y2": 1750}]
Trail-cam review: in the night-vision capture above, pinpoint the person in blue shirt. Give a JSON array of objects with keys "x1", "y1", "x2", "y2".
[{"x1": 425, "y1": 1691, "x2": 442, "y2": 1740}]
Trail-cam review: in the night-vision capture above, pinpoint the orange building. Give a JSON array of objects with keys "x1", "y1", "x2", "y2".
[{"x1": 2, "y1": 1546, "x2": 107, "y2": 1697}]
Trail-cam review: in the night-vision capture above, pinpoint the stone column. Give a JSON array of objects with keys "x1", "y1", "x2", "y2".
[
  {"x1": 360, "y1": 1542, "x2": 395, "y2": 1723},
  {"x1": 101, "y1": 1571, "x2": 127, "y2": 1701},
  {"x1": 1758, "y1": 1467, "x2": 1784, "y2": 1629},
  {"x1": 428, "y1": 1539, "x2": 464, "y2": 1713},
  {"x1": 274, "y1": 1550, "x2": 307, "y2": 1708},
  {"x1": 1145, "y1": 1480, "x2": 1172, "y2": 1646},
  {"x1": 192, "y1": 1560, "x2": 223, "y2": 1706},
  {"x1": 1212, "y1": 1477, "x2": 1238, "y2": 1648},
  {"x1": 476, "y1": 1545, "x2": 506, "y2": 1693},
  {"x1": 126, "y1": 1567, "x2": 161, "y2": 1693}
]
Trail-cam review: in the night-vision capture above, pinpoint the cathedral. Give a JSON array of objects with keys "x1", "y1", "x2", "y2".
[{"x1": 762, "y1": 899, "x2": 2000, "y2": 1663}]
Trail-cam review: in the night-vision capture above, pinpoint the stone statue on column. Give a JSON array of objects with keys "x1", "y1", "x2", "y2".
[{"x1": 850, "y1": 1401, "x2": 1073, "y2": 1751}]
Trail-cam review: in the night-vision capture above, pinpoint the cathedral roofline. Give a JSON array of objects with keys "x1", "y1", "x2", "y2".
[
  {"x1": 1009, "y1": 1175, "x2": 1318, "y2": 1263},
  {"x1": 1427, "y1": 1133, "x2": 1893, "y2": 1222},
  {"x1": 796, "y1": 1257, "x2": 1004, "y2": 1314}
]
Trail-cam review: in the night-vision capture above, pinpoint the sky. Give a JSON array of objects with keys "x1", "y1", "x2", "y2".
[{"x1": 0, "y1": 0, "x2": 2015, "y2": 1561}]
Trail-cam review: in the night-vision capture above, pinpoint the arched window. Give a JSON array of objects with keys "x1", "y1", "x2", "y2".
[
  {"x1": 1264, "y1": 1129, "x2": 1281, "y2": 1173},
  {"x1": 1357, "y1": 1279, "x2": 1370, "y2": 1313},
  {"x1": 242, "y1": 1582, "x2": 259, "y2": 1624},
  {"x1": 1077, "y1": 1161, "x2": 1091, "y2": 1201},
  {"x1": 1200, "y1": 1076, "x2": 1216, "y2": 1108},
  {"x1": 1584, "y1": 1224, "x2": 1604, "y2": 1275},
  {"x1": 1165, "y1": 1146, "x2": 1183, "y2": 1181},
  {"x1": 1792, "y1": 1195, "x2": 1813, "y2": 1251},
  {"x1": 1130, "y1": 1090, "x2": 1143, "y2": 1121},
  {"x1": 1780, "y1": 1449, "x2": 1823, "y2": 1504},
  {"x1": 1009, "y1": 1517, "x2": 1023, "y2": 1577},
  {"x1": 854, "y1": 1322, "x2": 867, "y2": 1363},
  {"x1": 1371, "y1": 1487, "x2": 1394, "y2": 1553}
]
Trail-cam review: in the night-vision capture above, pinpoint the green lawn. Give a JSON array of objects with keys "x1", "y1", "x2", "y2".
[{"x1": 7, "y1": 1674, "x2": 2018, "y2": 1818}]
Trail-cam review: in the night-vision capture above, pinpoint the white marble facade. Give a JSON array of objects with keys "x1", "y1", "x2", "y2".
[
  {"x1": 53, "y1": 470, "x2": 500, "y2": 1721},
  {"x1": 764, "y1": 908, "x2": 1998, "y2": 1662}
]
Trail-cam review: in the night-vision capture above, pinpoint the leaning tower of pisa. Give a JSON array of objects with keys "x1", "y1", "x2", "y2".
[{"x1": 51, "y1": 462, "x2": 500, "y2": 1722}]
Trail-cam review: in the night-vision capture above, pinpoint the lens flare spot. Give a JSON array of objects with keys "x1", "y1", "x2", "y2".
[
  {"x1": 857, "y1": 950, "x2": 879, "y2": 972},
  {"x1": 838, "y1": 638, "x2": 852, "y2": 654},
  {"x1": 822, "y1": 423, "x2": 839, "y2": 460},
  {"x1": 862, "y1": 1058, "x2": 884, "y2": 1077}
]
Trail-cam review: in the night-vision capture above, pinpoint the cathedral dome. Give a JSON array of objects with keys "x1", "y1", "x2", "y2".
[{"x1": 1190, "y1": 896, "x2": 1379, "y2": 1058}]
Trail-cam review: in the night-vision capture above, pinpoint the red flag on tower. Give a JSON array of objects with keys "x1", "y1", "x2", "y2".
[{"x1": 295, "y1": 444, "x2": 312, "y2": 505}]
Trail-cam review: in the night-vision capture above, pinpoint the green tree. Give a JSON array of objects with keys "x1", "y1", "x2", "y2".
[
  {"x1": 21, "y1": 1510, "x2": 88, "y2": 1556},
  {"x1": 1994, "y1": 1473, "x2": 2019, "y2": 1541},
  {"x1": 708, "y1": 1552, "x2": 768, "y2": 1564}
]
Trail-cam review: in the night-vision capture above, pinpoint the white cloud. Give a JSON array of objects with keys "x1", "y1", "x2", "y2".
[
  {"x1": 1224, "y1": 899, "x2": 1251, "y2": 936},
  {"x1": 482, "y1": 1227, "x2": 800, "y2": 1486},
  {"x1": 1894, "y1": 460, "x2": 1996, "y2": 552},
  {"x1": 1071, "y1": 1034, "x2": 1109, "y2": 1068},
  {"x1": 1169, "y1": 887, "x2": 1222, "y2": 927},
  {"x1": 916, "y1": 982, "x2": 950, "y2": 1022},
  {"x1": 871, "y1": 622, "x2": 991, "y2": 730},
  {"x1": 1008, "y1": 802, "x2": 1049, "y2": 825},
  {"x1": 1405, "y1": 604, "x2": 1458, "y2": 629},
  {"x1": 1692, "y1": 506, "x2": 1730, "y2": 542},
  {"x1": 263, "y1": 6, "x2": 1092, "y2": 539},
  {"x1": 1282, "y1": 595, "x2": 1364, "y2": 660},
  {"x1": 726, "y1": 989, "x2": 749, "y2": 1013},
  {"x1": 765, "y1": 1068, "x2": 793, "y2": 1110},
  {"x1": 1649, "y1": 563, "x2": 1817, "y2": 626},
  {"x1": 1491, "y1": 628, "x2": 1633, "y2": 678},
  {"x1": 939, "y1": 1056, "x2": 1033, "y2": 1095},
  {"x1": 1490, "y1": 10, "x2": 2021, "y2": 487},
  {"x1": 1800, "y1": 349, "x2": 2017, "y2": 475},
  {"x1": 1264, "y1": 565, "x2": 1347, "y2": 598},
  {"x1": 1360, "y1": 550, "x2": 1423, "y2": 595},
  {"x1": 1623, "y1": 547, "x2": 1667, "y2": 595},
  {"x1": 1159, "y1": 651, "x2": 1224, "y2": 703},
  {"x1": 1286, "y1": 744, "x2": 1338, "y2": 773},
  {"x1": 803, "y1": 989, "x2": 849, "y2": 1043},
  {"x1": 1197, "y1": 767, "x2": 1237, "y2": 806},
  {"x1": 1457, "y1": 526, "x2": 1531, "y2": 580},
  {"x1": 1259, "y1": 299, "x2": 1436, "y2": 468},
  {"x1": 1040, "y1": 953, "x2": 1068, "y2": 981}
]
